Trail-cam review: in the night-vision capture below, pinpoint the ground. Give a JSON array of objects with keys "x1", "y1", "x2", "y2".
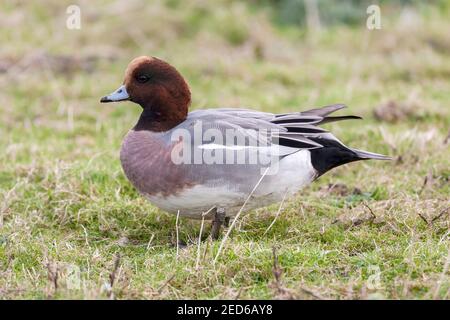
[{"x1": 0, "y1": 0, "x2": 449, "y2": 299}]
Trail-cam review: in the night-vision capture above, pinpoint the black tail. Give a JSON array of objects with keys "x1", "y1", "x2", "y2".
[{"x1": 309, "y1": 139, "x2": 391, "y2": 177}]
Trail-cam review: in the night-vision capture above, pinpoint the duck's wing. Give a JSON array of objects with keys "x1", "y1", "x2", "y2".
[
  {"x1": 173, "y1": 109, "x2": 296, "y2": 157},
  {"x1": 186, "y1": 104, "x2": 362, "y2": 153}
]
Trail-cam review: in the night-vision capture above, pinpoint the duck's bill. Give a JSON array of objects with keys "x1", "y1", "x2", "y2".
[{"x1": 100, "y1": 85, "x2": 130, "y2": 103}]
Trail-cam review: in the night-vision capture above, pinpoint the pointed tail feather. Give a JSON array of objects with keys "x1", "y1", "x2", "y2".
[
  {"x1": 309, "y1": 139, "x2": 392, "y2": 178},
  {"x1": 302, "y1": 104, "x2": 347, "y2": 117},
  {"x1": 318, "y1": 115, "x2": 362, "y2": 125},
  {"x1": 351, "y1": 148, "x2": 392, "y2": 160}
]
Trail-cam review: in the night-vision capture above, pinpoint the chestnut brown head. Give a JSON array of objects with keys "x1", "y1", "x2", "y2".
[{"x1": 101, "y1": 56, "x2": 191, "y2": 130}]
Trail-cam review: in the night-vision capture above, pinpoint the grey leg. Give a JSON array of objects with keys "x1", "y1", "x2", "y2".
[
  {"x1": 211, "y1": 207, "x2": 226, "y2": 240},
  {"x1": 224, "y1": 217, "x2": 230, "y2": 228}
]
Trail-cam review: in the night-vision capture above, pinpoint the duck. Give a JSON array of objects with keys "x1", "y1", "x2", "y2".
[{"x1": 100, "y1": 56, "x2": 390, "y2": 239}]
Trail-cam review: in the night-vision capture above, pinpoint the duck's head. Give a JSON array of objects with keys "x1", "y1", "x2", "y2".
[{"x1": 101, "y1": 56, "x2": 191, "y2": 130}]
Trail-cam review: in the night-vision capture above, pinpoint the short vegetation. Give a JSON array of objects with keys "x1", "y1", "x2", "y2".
[{"x1": 0, "y1": 0, "x2": 449, "y2": 299}]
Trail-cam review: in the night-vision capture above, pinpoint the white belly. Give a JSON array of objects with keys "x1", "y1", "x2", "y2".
[{"x1": 145, "y1": 150, "x2": 316, "y2": 219}]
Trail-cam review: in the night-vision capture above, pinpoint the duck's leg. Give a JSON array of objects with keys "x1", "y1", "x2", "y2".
[
  {"x1": 211, "y1": 207, "x2": 226, "y2": 240},
  {"x1": 224, "y1": 217, "x2": 230, "y2": 228}
]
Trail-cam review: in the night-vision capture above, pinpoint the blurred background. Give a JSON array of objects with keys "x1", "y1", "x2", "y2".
[
  {"x1": 1, "y1": 0, "x2": 449, "y2": 134},
  {"x1": 0, "y1": 0, "x2": 449, "y2": 299},
  {"x1": 1, "y1": 1, "x2": 450, "y2": 115}
]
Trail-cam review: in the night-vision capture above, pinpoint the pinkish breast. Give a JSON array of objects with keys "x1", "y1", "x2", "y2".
[{"x1": 120, "y1": 129, "x2": 196, "y2": 198}]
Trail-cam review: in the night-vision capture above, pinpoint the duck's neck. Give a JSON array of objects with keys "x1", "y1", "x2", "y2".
[{"x1": 134, "y1": 104, "x2": 187, "y2": 132}]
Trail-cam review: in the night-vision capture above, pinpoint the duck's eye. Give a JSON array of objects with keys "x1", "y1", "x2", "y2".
[{"x1": 136, "y1": 75, "x2": 150, "y2": 83}]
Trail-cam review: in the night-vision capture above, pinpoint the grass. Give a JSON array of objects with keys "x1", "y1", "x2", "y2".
[{"x1": 0, "y1": 0, "x2": 449, "y2": 299}]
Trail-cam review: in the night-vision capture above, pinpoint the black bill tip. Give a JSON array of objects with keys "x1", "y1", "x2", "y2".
[{"x1": 100, "y1": 96, "x2": 111, "y2": 103}]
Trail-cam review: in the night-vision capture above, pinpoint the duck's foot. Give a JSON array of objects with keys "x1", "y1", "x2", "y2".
[
  {"x1": 211, "y1": 207, "x2": 226, "y2": 240},
  {"x1": 170, "y1": 232, "x2": 189, "y2": 248},
  {"x1": 176, "y1": 239, "x2": 188, "y2": 249}
]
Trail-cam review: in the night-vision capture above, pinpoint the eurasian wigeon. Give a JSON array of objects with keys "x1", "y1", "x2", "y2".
[{"x1": 100, "y1": 56, "x2": 390, "y2": 239}]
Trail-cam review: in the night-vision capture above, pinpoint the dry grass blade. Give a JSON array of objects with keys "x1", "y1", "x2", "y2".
[
  {"x1": 432, "y1": 249, "x2": 450, "y2": 299},
  {"x1": 214, "y1": 167, "x2": 269, "y2": 264},
  {"x1": 272, "y1": 246, "x2": 282, "y2": 286},
  {"x1": 431, "y1": 207, "x2": 449, "y2": 223},
  {"x1": 107, "y1": 253, "x2": 121, "y2": 299},
  {"x1": 300, "y1": 286, "x2": 326, "y2": 300},
  {"x1": 419, "y1": 170, "x2": 434, "y2": 195},
  {"x1": 417, "y1": 213, "x2": 429, "y2": 225},
  {"x1": 362, "y1": 202, "x2": 377, "y2": 220},
  {"x1": 175, "y1": 210, "x2": 180, "y2": 259},
  {"x1": 196, "y1": 206, "x2": 215, "y2": 270},
  {"x1": 264, "y1": 191, "x2": 288, "y2": 235},
  {"x1": 46, "y1": 262, "x2": 58, "y2": 298},
  {"x1": 0, "y1": 181, "x2": 23, "y2": 228},
  {"x1": 444, "y1": 129, "x2": 450, "y2": 144},
  {"x1": 157, "y1": 273, "x2": 176, "y2": 294},
  {"x1": 270, "y1": 246, "x2": 297, "y2": 299}
]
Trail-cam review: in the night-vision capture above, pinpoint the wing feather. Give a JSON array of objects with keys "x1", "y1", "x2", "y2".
[{"x1": 182, "y1": 104, "x2": 362, "y2": 155}]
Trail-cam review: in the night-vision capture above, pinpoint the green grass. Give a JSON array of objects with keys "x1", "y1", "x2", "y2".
[{"x1": 0, "y1": 0, "x2": 449, "y2": 299}]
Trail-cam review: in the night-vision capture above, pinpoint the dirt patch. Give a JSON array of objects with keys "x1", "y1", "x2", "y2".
[
  {"x1": 0, "y1": 51, "x2": 117, "y2": 75},
  {"x1": 373, "y1": 100, "x2": 417, "y2": 123},
  {"x1": 319, "y1": 183, "x2": 362, "y2": 197},
  {"x1": 419, "y1": 170, "x2": 450, "y2": 194}
]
